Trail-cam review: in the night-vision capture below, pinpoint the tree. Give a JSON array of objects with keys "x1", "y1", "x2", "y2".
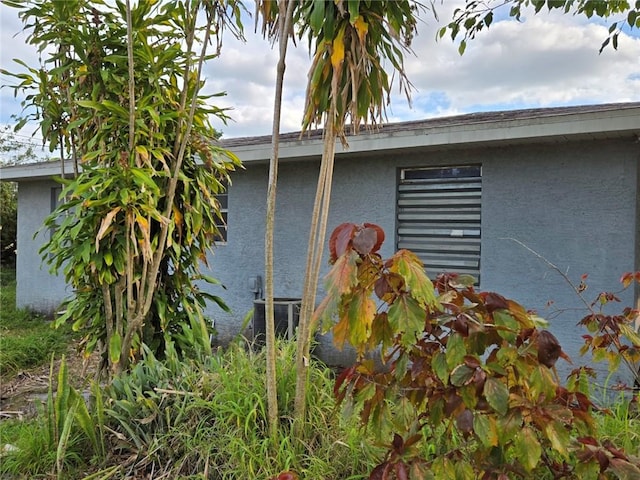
[
  {"x1": 2, "y1": 0, "x2": 243, "y2": 376},
  {"x1": 290, "y1": 0, "x2": 425, "y2": 432},
  {"x1": 441, "y1": 0, "x2": 640, "y2": 54},
  {"x1": 255, "y1": 0, "x2": 297, "y2": 439}
]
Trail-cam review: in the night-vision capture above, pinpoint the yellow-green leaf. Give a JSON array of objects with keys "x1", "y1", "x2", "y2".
[
  {"x1": 544, "y1": 420, "x2": 570, "y2": 459},
  {"x1": 514, "y1": 427, "x2": 541, "y2": 471},
  {"x1": 109, "y1": 333, "x2": 122, "y2": 364},
  {"x1": 348, "y1": 291, "x2": 375, "y2": 346},
  {"x1": 445, "y1": 332, "x2": 466, "y2": 369}
]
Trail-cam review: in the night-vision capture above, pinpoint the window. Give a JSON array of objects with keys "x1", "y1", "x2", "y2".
[
  {"x1": 397, "y1": 165, "x2": 482, "y2": 283},
  {"x1": 214, "y1": 179, "x2": 228, "y2": 243}
]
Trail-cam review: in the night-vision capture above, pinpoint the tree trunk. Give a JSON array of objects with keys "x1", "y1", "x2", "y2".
[{"x1": 264, "y1": 0, "x2": 295, "y2": 438}]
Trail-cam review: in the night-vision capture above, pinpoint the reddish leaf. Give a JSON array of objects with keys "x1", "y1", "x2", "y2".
[
  {"x1": 375, "y1": 272, "x2": 404, "y2": 303},
  {"x1": 334, "y1": 365, "x2": 356, "y2": 399},
  {"x1": 480, "y1": 292, "x2": 509, "y2": 312},
  {"x1": 353, "y1": 227, "x2": 378, "y2": 255},
  {"x1": 363, "y1": 222, "x2": 385, "y2": 252},
  {"x1": 329, "y1": 222, "x2": 356, "y2": 263},
  {"x1": 609, "y1": 457, "x2": 640, "y2": 479},
  {"x1": 276, "y1": 472, "x2": 299, "y2": 480},
  {"x1": 395, "y1": 462, "x2": 409, "y2": 480},
  {"x1": 620, "y1": 272, "x2": 635, "y2": 289},
  {"x1": 456, "y1": 408, "x2": 474, "y2": 434}
]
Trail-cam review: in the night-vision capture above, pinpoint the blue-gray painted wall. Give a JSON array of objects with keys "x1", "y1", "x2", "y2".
[
  {"x1": 202, "y1": 138, "x2": 638, "y2": 380},
  {"x1": 13, "y1": 137, "x2": 640, "y2": 382},
  {"x1": 16, "y1": 179, "x2": 71, "y2": 313}
]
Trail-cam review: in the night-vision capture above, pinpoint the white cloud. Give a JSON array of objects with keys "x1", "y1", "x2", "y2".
[{"x1": 1, "y1": 2, "x2": 639, "y2": 140}]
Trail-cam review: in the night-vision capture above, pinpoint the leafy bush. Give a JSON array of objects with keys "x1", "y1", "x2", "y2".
[{"x1": 318, "y1": 222, "x2": 640, "y2": 479}]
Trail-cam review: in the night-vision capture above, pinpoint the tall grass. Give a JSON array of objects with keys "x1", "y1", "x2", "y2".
[
  {"x1": 0, "y1": 266, "x2": 71, "y2": 376},
  {"x1": 99, "y1": 339, "x2": 382, "y2": 479}
]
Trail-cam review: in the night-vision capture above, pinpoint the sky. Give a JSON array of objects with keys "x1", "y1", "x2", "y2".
[{"x1": 1, "y1": 0, "x2": 639, "y2": 158}]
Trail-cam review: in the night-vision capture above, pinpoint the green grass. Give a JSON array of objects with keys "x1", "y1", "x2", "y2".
[{"x1": 0, "y1": 267, "x2": 72, "y2": 376}]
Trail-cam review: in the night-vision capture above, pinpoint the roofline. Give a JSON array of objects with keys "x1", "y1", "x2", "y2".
[
  {"x1": 2, "y1": 102, "x2": 640, "y2": 180},
  {"x1": 222, "y1": 102, "x2": 640, "y2": 162}
]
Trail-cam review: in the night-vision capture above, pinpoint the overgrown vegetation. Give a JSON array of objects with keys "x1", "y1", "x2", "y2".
[
  {"x1": 1, "y1": 239, "x2": 639, "y2": 479},
  {"x1": 0, "y1": 338, "x2": 383, "y2": 479},
  {"x1": 319, "y1": 222, "x2": 640, "y2": 479},
  {"x1": 0, "y1": 267, "x2": 71, "y2": 377}
]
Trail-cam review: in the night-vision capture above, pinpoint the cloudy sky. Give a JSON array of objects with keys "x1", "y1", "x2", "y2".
[{"x1": 1, "y1": 1, "x2": 639, "y2": 155}]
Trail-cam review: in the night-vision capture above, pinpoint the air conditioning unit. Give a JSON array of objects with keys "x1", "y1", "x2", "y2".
[{"x1": 252, "y1": 298, "x2": 301, "y2": 345}]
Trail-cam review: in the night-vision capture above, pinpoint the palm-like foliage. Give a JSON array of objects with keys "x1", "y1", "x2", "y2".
[{"x1": 3, "y1": 0, "x2": 244, "y2": 376}]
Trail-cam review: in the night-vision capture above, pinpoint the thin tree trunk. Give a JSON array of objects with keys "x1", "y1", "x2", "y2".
[
  {"x1": 293, "y1": 112, "x2": 337, "y2": 436},
  {"x1": 265, "y1": 0, "x2": 296, "y2": 439},
  {"x1": 119, "y1": 2, "x2": 214, "y2": 370}
]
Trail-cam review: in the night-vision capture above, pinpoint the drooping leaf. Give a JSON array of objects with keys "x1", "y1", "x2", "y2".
[
  {"x1": 544, "y1": 420, "x2": 570, "y2": 459},
  {"x1": 483, "y1": 377, "x2": 509, "y2": 416},
  {"x1": 390, "y1": 249, "x2": 438, "y2": 308},
  {"x1": 348, "y1": 290, "x2": 376, "y2": 346},
  {"x1": 513, "y1": 427, "x2": 542, "y2": 471},
  {"x1": 325, "y1": 249, "x2": 359, "y2": 297}
]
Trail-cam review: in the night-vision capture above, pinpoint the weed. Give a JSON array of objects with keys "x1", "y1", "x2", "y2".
[{"x1": 0, "y1": 267, "x2": 72, "y2": 376}]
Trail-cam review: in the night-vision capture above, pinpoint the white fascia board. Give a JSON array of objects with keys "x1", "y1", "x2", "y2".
[
  {"x1": 230, "y1": 107, "x2": 640, "y2": 163},
  {"x1": 0, "y1": 160, "x2": 76, "y2": 181}
]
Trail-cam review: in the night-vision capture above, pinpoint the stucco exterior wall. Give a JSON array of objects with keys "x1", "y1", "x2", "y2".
[
  {"x1": 16, "y1": 180, "x2": 71, "y2": 314},
  {"x1": 203, "y1": 138, "x2": 638, "y2": 380},
  {"x1": 13, "y1": 137, "x2": 639, "y2": 381}
]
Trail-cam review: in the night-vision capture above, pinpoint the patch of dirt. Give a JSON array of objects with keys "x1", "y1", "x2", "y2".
[{"x1": 0, "y1": 341, "x2": 101, "y2": 421}]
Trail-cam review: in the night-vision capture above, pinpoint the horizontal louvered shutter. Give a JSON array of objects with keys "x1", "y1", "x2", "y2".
[{"x1": 397, "y1": 166, "x2": 481, "y2": 283}]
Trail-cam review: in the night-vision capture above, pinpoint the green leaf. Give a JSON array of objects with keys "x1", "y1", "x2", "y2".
[
  {"x1": 388, "y1": 294, "x2": 426, "y2": 346},
  {"x1": 513, "y1": 427, "x2": 541, "y2": 471},
  {"x1": 483, "y1": 377, "x2": 509, "y2": 415},
  {"x1": 109, "y1": 333, "x2": 122, "y2": 364},
  {"x1": 445, "y1": 333, "x2": 466, "y2": 368},
  {"x1": 473, "y1": 413, "x2": 498, "y2": 447},
  {"x1": 543, "y1": 420, "x2": 570, "y2": 458},
  {"x1": 432, "y1": 351, "x2": 449, "y2": 384},
  {"x1": 493, "y1": 310, "x2": 518, "y2": 342},
  {"x1": 450, "y1": 364, "x2": 474, "y2": 387},
  {"x1": 391, "y1": 249, "x2": 438, "y2": 308}
]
